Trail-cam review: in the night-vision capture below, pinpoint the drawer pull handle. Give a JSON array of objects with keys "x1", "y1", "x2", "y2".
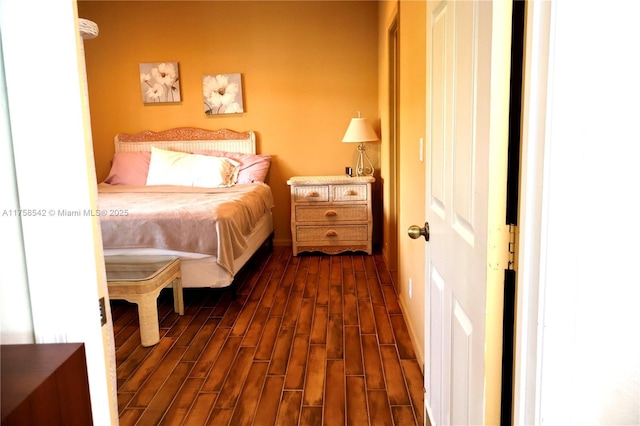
[
  {"x1": 306, "y1": 191, "x2": 319, "y2": 197},
  {"x1": 325, "y1": 210, "x2": 337, "y2": 217},
  {"x1": 325, "y1": 230, "x2": 338, "y2": 237},
  {"x1": 344, "y1": 190, "x2": 357, "y2": 196}
]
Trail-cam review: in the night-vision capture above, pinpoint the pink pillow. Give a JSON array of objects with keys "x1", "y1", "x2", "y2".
[
  {"x1": 103, "y1": 151, "x2": 151, "y2": 185},
  {"x1": 193, "y1": 150, "x2": 271, "y2": 184}
]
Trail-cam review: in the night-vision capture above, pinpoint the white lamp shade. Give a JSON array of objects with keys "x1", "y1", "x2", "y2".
[{"x1": 342, "y1": 117, "x2": 378, "y2": 143}]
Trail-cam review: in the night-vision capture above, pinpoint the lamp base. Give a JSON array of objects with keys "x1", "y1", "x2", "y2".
[{"x1": 355, "y1": 143, "x2": 374, "y2": 176}]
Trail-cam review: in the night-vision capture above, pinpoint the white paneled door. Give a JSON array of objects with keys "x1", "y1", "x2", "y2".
[{"x1": 423, "y1": 1, "x2": 512, "y2": 424}]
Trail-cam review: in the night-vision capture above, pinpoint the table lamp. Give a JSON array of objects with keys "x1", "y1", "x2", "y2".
[{"x1": 341, "y1": 112, "x2": 378, "y2": 176}]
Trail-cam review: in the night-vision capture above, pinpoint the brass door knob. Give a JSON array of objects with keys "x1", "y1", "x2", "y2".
[{"x1": 408, "y1": 222, "x2": 430, "y2": 241}]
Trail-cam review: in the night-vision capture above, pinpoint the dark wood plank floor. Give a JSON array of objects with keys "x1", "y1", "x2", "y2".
[{"x1": 111, "y1": 246, "x2": 424, "y2": 425}]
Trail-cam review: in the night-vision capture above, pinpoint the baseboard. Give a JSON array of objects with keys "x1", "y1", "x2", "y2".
[
  {"x1": 272, "y1": 238, "x2": 292, "y2": 247},
  {"x1": 398, "y1": 295, "x2": 424, "y2": 374}
]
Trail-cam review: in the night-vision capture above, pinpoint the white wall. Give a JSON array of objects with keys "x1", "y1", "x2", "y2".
[
  {"x1": 0, "y1": 35, "x2": 34, "y2": 344},
  {"x1": 516, "y1": 1, "x2": 640, "y2": 424},
  {"x1": 0, "y1": 1, "x2": 117, "y2": 424}
]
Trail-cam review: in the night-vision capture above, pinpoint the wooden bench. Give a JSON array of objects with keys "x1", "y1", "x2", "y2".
[{"x1": 105, "y1": 255, "x2": 183, "y2": 346}]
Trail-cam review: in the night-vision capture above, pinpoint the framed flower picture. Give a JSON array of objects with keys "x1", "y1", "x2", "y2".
[
  {"x1": 203, "y1": 73, "x2": 244, "y2": 115},
  {"x1": 139, "y1": 62, "x2": 181, "y2": 103}
]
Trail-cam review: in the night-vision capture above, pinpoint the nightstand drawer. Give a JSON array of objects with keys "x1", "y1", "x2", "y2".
[
  {"x1": 296, "y1": 225, "x2": 369, "y2": 242},
  {"x1": 295, "y1": 205, "x2": 368, "y2": 222},
  {"x1": 332, "y1": 184, "x2": 368, "y2": 201},
  {"x1": 293, "y1": 185, "x2": 329, "y2": 202}
]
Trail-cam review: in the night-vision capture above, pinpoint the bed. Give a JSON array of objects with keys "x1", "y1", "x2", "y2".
[{"x1": 97, "y1": 127, "x2": 274, "y2": 289}]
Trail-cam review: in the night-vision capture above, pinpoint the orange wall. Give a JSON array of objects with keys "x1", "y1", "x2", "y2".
[
  {"x1": 395, "y1": 0, "x2": 426, "y2": 364},
  {"x1": 78, "y1": 1, "x2": 378, "y2": 245},
  {"x1": 377, "y1": 0, "x2": 426, "y2": 366}
]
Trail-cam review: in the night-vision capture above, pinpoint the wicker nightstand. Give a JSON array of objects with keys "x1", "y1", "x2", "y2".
[{"x1": 287, "y1": 175, "x2": 375, "y2": 256}]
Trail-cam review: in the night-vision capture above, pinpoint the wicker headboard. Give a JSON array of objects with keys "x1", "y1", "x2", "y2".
[{"x1": 114, "y1": 127, "x2": 256, "y2": 154}]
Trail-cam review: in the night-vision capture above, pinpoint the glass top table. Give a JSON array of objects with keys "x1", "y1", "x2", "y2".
[
  {"x1": 104, "y1": 255, "x2": 179, "y2": 282},
  {"x1": 104, "y1": 255, "x2": 183, "y2": 346}
]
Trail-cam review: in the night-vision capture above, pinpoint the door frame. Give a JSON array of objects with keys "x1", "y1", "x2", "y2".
[
  {"x1": 385, "y1": 10, "x2": 400, "y2": 273},
  {"x1": 0, "y1": 2, "x2": 118, "y2": 423},
  {"x1": 512, "y1": 1, "x2": 551, "y2": 423}
]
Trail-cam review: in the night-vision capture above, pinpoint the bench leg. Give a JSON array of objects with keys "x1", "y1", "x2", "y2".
[
  {"x1": 172, "y1": 276, "x2": 184, "y2": 315},
  {"x1": 136, "y1": 295, "x2": 161, "y2": 347}
]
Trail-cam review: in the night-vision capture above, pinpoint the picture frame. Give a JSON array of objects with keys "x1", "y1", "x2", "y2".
[
  {"x1": 203, "y1": 73, "x2": 244, "y2": 115},
  {"x1": 139, "y1": 62, "x2": 181, "y2": 104}
]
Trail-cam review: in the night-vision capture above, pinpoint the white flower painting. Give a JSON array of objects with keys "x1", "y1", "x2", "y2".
[
  {"x1": 203, "y1": 73, "x2": 244, "y2": 115},
  {"x1": 140, "y1": 62, "x2": 181, "y2": 103}
]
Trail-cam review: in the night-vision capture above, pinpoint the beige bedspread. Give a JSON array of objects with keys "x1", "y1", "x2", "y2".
[{"x1": 97, "y1": 183, "x2": 274, "y2": 274}]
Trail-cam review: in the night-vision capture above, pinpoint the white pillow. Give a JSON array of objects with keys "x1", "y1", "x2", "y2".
[{"x1": 146, "y1": 147, "x2": 240, "y2": 187}]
